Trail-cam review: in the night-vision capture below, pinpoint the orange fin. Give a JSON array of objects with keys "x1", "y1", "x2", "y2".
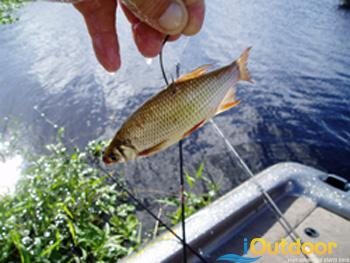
[
  {"x1": 138, "y1": 140, "x2": 167, "y2": 157},
  {"x1": 216, "y1": 89, "x2": 240, "y2": 115},
  {"x1": 175, "y1": 64, "x2": 211, "y2": 83},
  {"x1": 182, "y1": 120, "x2": 206, "y2": 139},
  {"x1": 236, "y1": 47, "x2": 253, "y2": 82}
]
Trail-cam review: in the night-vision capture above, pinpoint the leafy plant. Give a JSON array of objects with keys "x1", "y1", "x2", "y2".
[
  {"x1": 0, "y1": 140, "x2": 141, "y2": 262},
  {"x1": 158, "y1": 163, "x2": 220, "y2": 226},
  {"x1": 0, "y1": 123, "x2": 220, "y2": 262},
  {"x1": 0, "y1": 0, "x2": 27, "y2": 24}
]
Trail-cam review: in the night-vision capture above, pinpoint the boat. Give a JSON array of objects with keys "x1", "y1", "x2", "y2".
[{"x1": 121, "y1": 162, "x2": 350, "y2": 262}]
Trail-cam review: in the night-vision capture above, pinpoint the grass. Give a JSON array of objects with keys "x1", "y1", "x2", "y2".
[
  {"x1": 0, "y1": 0, "x2": 26, "y2": 24},
  {"x1": 0, "y1": 129, "x2": 220, "y2": 262},
  {"x1": 0, "y1": 139, "x2": 142, "y2": 262},
  {"x1": 0, "y1": 1, "x2": 222, "y2": 258},
  {"x1": 158, "y1": 163, "x2": 220, "y2": 226}
]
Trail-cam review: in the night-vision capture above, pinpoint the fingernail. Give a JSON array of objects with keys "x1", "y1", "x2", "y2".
[{"x1": 159, "y1": 2, "x2": 186, "y2": 33}]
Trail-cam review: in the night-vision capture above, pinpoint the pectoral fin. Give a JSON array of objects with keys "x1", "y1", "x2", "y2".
[
  {"x1": 175, "y1": 64, "x2": 211, "y2": 83},
  {"x1": 182, "y1": 120, "x2": 206, "y2": 139},
  {"x1": 119, "y1": 145, "x2": 136, "y2": 160},
  {"x1": 138, "y1": 140, "x2": 168, "y2": 157},
  {"x1": 215, "y1": 89, "x2": 240, "y2": 115}
]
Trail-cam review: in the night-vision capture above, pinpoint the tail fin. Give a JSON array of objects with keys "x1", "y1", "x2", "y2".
[{"x1": 237, "y1": 47, "x2": 252, "y2": 82}]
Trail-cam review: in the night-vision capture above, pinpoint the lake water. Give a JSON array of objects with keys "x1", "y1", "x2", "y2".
[{"x1": 0, "y1": 0, "x2": 349, "y2": 196}]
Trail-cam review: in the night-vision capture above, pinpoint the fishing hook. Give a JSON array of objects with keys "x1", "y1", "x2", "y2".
[{"x1": 160, "y1": 35, "x2": 188, "y2": 263}]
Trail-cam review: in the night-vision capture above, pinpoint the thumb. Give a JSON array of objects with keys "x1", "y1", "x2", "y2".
[{"x1": 121, "y1": 0, "x2": 188, "y2": 35}]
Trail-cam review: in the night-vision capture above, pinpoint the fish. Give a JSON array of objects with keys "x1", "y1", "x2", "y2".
[{"x1": 103, "y1": 47, "x2": 252, "y2": 164}]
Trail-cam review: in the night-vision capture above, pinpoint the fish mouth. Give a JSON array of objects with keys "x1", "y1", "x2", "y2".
[{"x1": 102, "y1": 155, "x2": 113, "y2": 165}]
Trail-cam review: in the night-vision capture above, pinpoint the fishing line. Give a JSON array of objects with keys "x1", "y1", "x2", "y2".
[
  {"x1": 178, "y1": 140, "x2": 187, "y2": 263},
  {"x1": 33, "y1": 106, "x2": 208, "y2": 262},
  {"x1": 209, "y1": 119, "x2": 312, "y2": 262},
  {"x1": 160, "y1": 36, "x2": 188, "y2": 263},
  {"x1": 33, "y1": 105, "x2": 59, "y2": 129},
  {"x1": 177, "y1": 67, "x2": 188, "y2": 263},
  {"x1": 160, "y1": 35, "x2": 170, "y2": 86},
  {"x1": 158, "y1": 38, "x2": 306, "y2": 261},
  {"x1": 159, "y1": 37, "x2": 310, "y2": 261},
  {"x1": 92, "y1": 161, "x2": 208, "y2": 263},
  {"x1": 33, "y1": 105, "x2": 76, "y2": 147},
  {"x1": 34, "y1": 35, "x2": 306, "y2": 262}
]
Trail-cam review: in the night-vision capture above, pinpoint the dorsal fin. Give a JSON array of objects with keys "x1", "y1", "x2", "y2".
[
  {"x1": 175, "y1": 64, "x2": 211, "y2": 83},
  {"x1": 215, "y1": 88, "x2": 240, "y2": 115}
]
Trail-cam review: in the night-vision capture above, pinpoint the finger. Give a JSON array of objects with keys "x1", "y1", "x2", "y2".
[
  {"x1": 132, "y1": 22, "x2": 165, "y2": 57},
  {"x1": 132, "y1": 23, "x2": 180, "y2": 57},
  {"x1": 168, "y1": 34, "x2": 181, "y2": 41},
  {"x1": 121, "y1": 0, "x2": 188, "y2": 35},
  {"x1": 183, "y1": 0, "x2": 205, "y2": 36},
  {"x1": 121, "y1": 0, "x2": 180, "y2": 58},
  {"x1": 74, "y1": 0, "x2": 120, "y2": 72},
  {"x1": 121, "y1": 0, "x2": 163, "y2": 57},
  {"x1": 120, "y1": 0, "x2": 139, "y2": 24}
]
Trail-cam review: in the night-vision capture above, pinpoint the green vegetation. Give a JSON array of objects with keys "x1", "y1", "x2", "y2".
[
  {"x1": 0, "y1": 0, "x2": 26, "y2": 24},
  {"x1": 0, "y1": 130, "x2": 220, "y2": 262},
  {"x1": 158, "y1": 163, "x2": 220, "y2": 225},
  {"x1": 0, "y1": 139, "x2": 141, "y2": 262}
]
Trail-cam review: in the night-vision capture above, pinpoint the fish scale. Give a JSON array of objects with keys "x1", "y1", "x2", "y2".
[
  {"x1": 103, "y1": 48, "x2": 251, "y2": 164},
  {"x1": 130, "y1": 68, "x2": 232, "y2": 149}
]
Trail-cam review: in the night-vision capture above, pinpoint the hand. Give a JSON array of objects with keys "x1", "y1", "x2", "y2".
[{"x1": 74, "y1": 0, "x2": 205, "y2": 72}]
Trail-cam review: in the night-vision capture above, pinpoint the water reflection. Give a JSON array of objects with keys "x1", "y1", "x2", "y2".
[
  {"x1": 0, "y1": 142, "x2": 23, "y2": 195},
  {"x1": 0, "y1": 0, "x2": 349, "y2": 195}
]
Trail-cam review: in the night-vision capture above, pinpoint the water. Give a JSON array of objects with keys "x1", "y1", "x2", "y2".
[{"x1": 0, "y1": 0, "x2": 349, "y2": 196}]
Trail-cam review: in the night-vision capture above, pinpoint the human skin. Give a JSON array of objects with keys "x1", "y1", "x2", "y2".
[{"x1": 74, "y1": 0, "x2": 205, "y2": 72}]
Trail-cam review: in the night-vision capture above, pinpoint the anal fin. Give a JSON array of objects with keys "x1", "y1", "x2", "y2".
[
  {"x1": 182, "y1": 119, "x2": 206, "y2": 139},
  {"x1": 216, "y1": 89, "x2": 240, "y2": 115}
]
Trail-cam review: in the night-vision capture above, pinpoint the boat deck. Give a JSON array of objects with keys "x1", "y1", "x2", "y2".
[
  {"x1": 122, "y1": 163, "x2": 350, "y2": 263},
  {"x1": 215, "y1": 197, "x2": 350, "y2": 262}
]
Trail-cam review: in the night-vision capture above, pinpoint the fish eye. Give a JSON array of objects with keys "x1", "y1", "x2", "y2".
[{"x1": 109, "y1": 154, "x2": 118, "y2": 161}]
